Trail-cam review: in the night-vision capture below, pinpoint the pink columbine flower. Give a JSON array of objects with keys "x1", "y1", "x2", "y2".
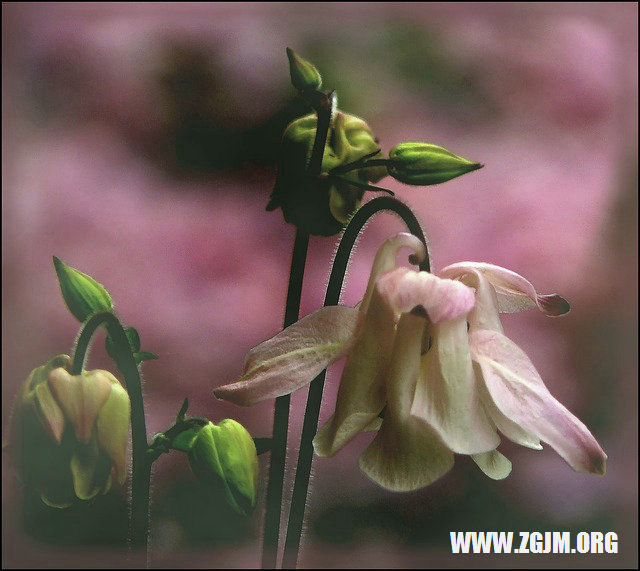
[{"x1": 213, "y1": 234, "x2": 607, "y2": 491}]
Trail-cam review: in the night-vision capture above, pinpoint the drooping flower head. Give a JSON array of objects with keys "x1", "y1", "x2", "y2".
[
  {"x1": 8, "y1": 355, "x2": 130, "y2": 507},
  {"x1": 214, "y1": 233, "x2": 607, "y2": 491}
]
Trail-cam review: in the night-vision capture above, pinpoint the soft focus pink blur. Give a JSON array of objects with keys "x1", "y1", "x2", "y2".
[{"x1": 2, "y1": 3, "x2": 637, "y2": 568}]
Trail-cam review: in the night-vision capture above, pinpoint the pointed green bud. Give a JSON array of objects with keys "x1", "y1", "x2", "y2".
[
  {"x1": 388, "y1": 142, "x2": 483, "y2": 186},
  {"x1": 188, "y1": 420, "x2": 258, "y2": 516},
  {"x1": 286, "y1": 47, "x2": 322, "y2": 92},
  {"x1": 53, "y1": 256, "x2": 113, "y2": 323}
]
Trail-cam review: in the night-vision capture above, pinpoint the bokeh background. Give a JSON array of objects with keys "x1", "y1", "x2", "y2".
[{"x1": 2, "y1": 2, "x2": 637, "y2": 568}]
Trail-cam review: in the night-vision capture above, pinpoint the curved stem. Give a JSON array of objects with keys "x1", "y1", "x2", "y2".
[
  {"x1": 71, "y1": 311, "x2": 150, "y2": 552},
  {"x1": 282, "y1": 196, "x2": 430, "y2": 568}
]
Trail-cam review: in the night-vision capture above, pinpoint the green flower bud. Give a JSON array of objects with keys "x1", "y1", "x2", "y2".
[
  {"x1": 267, "y1": 111, "x2": 386, "y2": 236},
  {"x1": 7, "y1": 356, "x2": 130, "y2": 508},
  {"x1": 286, "y1": 47, "x2": 322, "y2": 92},
  {"x1": 188, "y1": 420, "x2": 258, "y2": 516},
  {"x1": 388, "y1": 142, "x2": 483, "y2": 186},
  {"x1": 53, "y1": 256, "x2": 113, "y2": 323}
]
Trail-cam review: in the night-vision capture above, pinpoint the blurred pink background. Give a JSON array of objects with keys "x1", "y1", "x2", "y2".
[{"x1": 2, "y1": 3, "x2": 637, "y2": 568}]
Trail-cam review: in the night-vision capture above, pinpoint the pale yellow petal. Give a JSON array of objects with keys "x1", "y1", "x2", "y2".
[{"x1": 314, "y1": 289, "x2": 396, "y2": 456}]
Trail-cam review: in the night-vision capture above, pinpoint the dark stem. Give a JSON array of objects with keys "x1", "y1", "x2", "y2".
[
  {"x1": 331, "y1": 176, "x2": 395, "y2": 196},
  {"x1": 262, "y1": 88, "x2": 334, "y2": 569},
  {"x1": 262, "y1": 229, "x2": 309, "y2": 569},
  {"x1": 282, "y1": 196, "x2": 429, "y2": 569},
  {"x1": 72, "y1": 311, "x2": 150, "y2": 552}
]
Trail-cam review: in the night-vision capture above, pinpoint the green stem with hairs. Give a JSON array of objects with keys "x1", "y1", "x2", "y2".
[
  {"x1": 72, "y1": 311, "x2": 150, "y2": 552},
  {"x1": 282, "y1": 196, "x2": 430, "y2": 569},
  {"x1": 262, "y1": 88, "x2": 334, "y2": 570}
]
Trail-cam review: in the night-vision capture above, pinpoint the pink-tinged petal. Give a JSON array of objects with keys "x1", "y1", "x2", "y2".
[
  {"x1": 48, "y1": 368, "x2": 112, "y2": 443},
  {"x1": 360, "y1": 233, "x2": 427, "y2": 314},
  {"x1": 439, "y1": 262, "x2": 570, "y2": 316},
  {"x1": 475, "y1": 376, "x2": 542, "y2": 450},
  {"x1": 472, "y1": 450, "x2": 512, "y2": 480},
  {"x1": 214, "y1": 306, "x2": 361, "y2": 406},
  {"x1": 314, "y1": 288, "x2": 397, "y2": 457},
  {"x1": 469, "y1": 330, "x2": 607, "y2": 475},
  {"x1": 376, "y1": 267, "x2": 475, "y2": 322},
  {"x1": 359, "y1": 313, "x2": 454, "y2": 491},
  {"x1": 33, "y1": 382, "x2": 66, "y2": 444},
  {"x1": 412, "y1": 317, "x2": 500, "y2": 455}
]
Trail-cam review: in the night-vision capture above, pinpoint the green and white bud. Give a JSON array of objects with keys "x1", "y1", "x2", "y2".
[
  {"x1": 7, "y1": 357, "x2": 130, "y2": 508},
  {"x1": 53, "y1": 256, "x2": 113, "y2": 323},
  {"x1": 286, "y1": 47, "x2": 322, "y2": 92},
  {"x1": 188, "y1": 420, "x2": 258, "y2": 516},
  {"x1": 388, "y1": 142, "x2": 483, "y2": 186}
]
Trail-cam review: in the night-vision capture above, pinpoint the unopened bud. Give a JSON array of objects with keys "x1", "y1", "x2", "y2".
[
  {"x1": 7, "y1": 357, "x2": 130, "y2": 508},
  {"x1": 53, "y1": 256, "x2": 113, "y2": 323},
  {"x1": 188, "y1": 420, "x2": 258, "y2": 516},
  {"x1": 388, "y1": 142, "x2": 483, "y2": 186},
  {"x1": 286, "y1": 47, "x2": 322, "y2": 92},
  {"x1": 268, "y1": 111, "x2": 385, "y2": 235}
]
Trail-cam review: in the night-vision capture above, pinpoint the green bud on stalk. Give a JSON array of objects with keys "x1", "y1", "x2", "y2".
[
  {"x1": 188, "y1": 420, "x2": 258, "y2": 516},
  {"x1": 388, "y1": 142, "x2": 483, "y2": 186},
  {"x1": 286, "y1": 47, "x2": 322, "y2": 92},
  {"x1": 53, "y1": 256, "x2": 113, "y2": 323}
]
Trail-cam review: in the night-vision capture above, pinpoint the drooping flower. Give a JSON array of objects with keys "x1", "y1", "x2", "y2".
[
  {"x1": 7, "y1": 355, "x2": 130, "y2": 507},
  {"x1": 213, "y1": 233, "x2": 427, "y2": 408},
  {"x1": 213, "y1": 234, "x2": 607, "y2": 491}
]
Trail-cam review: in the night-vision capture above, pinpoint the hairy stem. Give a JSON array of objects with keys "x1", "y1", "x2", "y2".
[
  {"x1": 262, "y1": 88, "x2": 335, "y2": 569},
  {"x1": 262, "y1": 229, "x2": 309, "y2": 569},
  {"x1": 282, "y1": 196, "x2": 430, "y2": 568},
  {"x1": 72, "y1": 312, "x2": 150, "y2": 552}
]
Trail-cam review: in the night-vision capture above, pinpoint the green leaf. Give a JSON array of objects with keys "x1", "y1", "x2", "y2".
[
  {"x1": 53, "y1": 256, "x2": 113, "y2": 323},
  {"x1": 176, "y1": 398, "x2": 189, "y2": 422},
  {"x1": 106, "y1": 326, "x2": 140, "y2": 361},
  {"x1": 133, "y1": 352, "x2": 159, "y2": 364}
]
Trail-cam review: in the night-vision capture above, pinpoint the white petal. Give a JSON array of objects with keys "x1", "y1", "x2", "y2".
[
  {"x1": 439, "y1": 262, "x2": 570, "y2": 316},
  {"x1": 412, "y1": 317, "x2": 500, "y2": 455},
  {"x1": 214, "y1": 306, "x2": 361, "y2": 406},
  {"x1": 358, "y1": 313, "x2": 454, "y2": 491},
  {"x1": 470, "y1": 329, "x2": 607, "y2": 475},
  {"x1": 472, "y1": 450, "x2": 512, "y2": 480}
]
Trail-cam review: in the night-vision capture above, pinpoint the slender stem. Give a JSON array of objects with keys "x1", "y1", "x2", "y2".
[
  {"x1": 262, "y1": 86, "x2": 334, "y2": 569},
  {"x1": 332, "y1": 157, "x2": 394, "y2": 176},
  {"x1": 262, "y1": 230, "x2": 309, "y2": 569},
  {"x1": 331, "y1": 176, "x2": 395, "y2": 196},
  {"x1": 71, "y1": 311, "x2": 150, "y2": 551},
  {"x1": 282, "y1": 196, "x2": 430, "y2": 568}
]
